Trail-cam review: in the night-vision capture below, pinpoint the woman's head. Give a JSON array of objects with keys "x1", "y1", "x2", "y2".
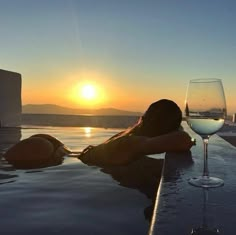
[{"x1": 131, "y1": 99, "x2": 182, "y2": 137}]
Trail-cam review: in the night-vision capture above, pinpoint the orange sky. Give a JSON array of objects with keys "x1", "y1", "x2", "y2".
[
  {"x1": 2, "y1": 1, "x2": 236, "y2": 115},
  {"x1": 22, "y1": 69, "x2": 187, "y2": 113}
]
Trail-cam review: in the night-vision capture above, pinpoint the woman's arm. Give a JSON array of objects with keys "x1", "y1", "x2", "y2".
[
  {"x1": 79, "y1": 130, "x2": 195, "y2": 166},
  {"x1": 139, "y1": 130, "x2": 195, "y2": 155},
  {"x1": 100, "y1": 131, "x2": 194, "y2": 166}
]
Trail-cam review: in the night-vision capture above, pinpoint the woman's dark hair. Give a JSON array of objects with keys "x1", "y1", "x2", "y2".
[{"x1": 129, "y1": 99, "x2": 182, "y2": 137}]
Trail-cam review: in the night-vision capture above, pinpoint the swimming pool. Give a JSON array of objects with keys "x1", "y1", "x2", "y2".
[{"x1": 0, "y1": 126, "x2": 164, "y2": 235}]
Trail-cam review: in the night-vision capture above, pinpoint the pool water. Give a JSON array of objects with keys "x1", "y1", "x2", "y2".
[{"x1": 0, "y1": 126, "x2": 163, "y2": 235}]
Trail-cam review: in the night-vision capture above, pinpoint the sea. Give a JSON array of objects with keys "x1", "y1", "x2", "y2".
[{"x1": 21, "y1": 113, "x2": 140, "y2": 129}]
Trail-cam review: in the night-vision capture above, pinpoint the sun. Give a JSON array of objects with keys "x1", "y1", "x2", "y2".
[
  {"x1": 68, "y1": 79, "x2": 107, "y2": 107},
  {"x1": 81, "y1": 84, "x2": 96, "y2": 100}
]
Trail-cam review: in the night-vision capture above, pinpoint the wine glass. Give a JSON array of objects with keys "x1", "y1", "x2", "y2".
[{"x1": 185, "y1": 78, "x2": 227, "y2": 188}]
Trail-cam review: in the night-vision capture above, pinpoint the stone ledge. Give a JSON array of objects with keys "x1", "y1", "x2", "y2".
[{"x1": 149, "y1": 134, "x2": 236, "y2": 235}]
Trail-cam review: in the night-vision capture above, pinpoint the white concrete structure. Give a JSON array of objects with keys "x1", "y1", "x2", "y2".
[
  {"x1": 233, "y1": 114, "x2": 236, "y2": 123},
  {"x1": 0, "y1": 69, "x2": 22, "y2": 127}
]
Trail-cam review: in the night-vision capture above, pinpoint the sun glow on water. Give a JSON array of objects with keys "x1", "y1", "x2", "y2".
[{"x1": 83, "y1": 127, "x2": 92, "y2": 138}]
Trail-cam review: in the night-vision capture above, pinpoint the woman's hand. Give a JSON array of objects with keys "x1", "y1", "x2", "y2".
[{"x1": 140, "y1": 130, "x2": 195, "y2": 155}]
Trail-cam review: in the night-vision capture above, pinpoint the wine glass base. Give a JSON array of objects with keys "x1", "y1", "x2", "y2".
[{"x1": 188, "y1": 176, "x2": 224, "y2": 188}]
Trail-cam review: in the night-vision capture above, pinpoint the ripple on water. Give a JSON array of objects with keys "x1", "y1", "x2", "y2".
[{"x1": 0, "y1": 173, "x2": 18, "y2": 185}]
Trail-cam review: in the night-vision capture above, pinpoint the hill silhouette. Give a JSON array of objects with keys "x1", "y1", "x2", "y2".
[{"x1": 22, "y1": 104, "x2": 142, "y2": 116}]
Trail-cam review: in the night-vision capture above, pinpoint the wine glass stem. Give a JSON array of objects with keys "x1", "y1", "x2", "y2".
[{"x1": 203, "y1": 138, "x2": 209, "y2": 177}]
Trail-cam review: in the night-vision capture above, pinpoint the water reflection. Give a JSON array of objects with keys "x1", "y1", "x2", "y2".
[
  {"x1": 0, "y1": 172, "x2": 18, "y2": 185},
  {"x1": 191, "y1": 189, "x2": 220, "y2": 235},
  {"x1": 83, "y1": 127, "x2": 92, "y2": 138},
  {"x1": 0, "y1": 127, "x2": 21, "y2": 184},
  {"x1": 101, "y1": 151, "x2": 194, "y2": 223},
  {"x1": 0, "y1": 127, "x2": 21, "y2": 152},
  {"x1": 162, "y1": 152, "x2": 221, "y2": 234},
  {"x1": 164, "y1": 150, "x2": 194, "y2": 182},
  {"x1": 101, "y1": 156, "x2": 163, "y2": 222},
  {"x1": 0, "y1": 159, "x2": 18, "y2": 185}
]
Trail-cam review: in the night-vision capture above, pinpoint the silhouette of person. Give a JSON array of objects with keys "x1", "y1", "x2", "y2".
[{"x1": 3, "y1": 99, "x2": 194, "y2": 169}]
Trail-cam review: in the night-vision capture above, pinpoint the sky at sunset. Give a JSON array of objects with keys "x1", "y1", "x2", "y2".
[{"x1": 1, "y1": 0, "x2": 236, "y2": 114}]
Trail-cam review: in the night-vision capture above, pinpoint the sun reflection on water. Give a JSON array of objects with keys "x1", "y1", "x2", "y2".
[{"x1": 83, "y1": 127, "x2": 92, "y2": 138}]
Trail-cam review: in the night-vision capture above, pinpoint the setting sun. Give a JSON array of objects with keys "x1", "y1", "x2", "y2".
[
  {"x1": 66, "y1": 70, "x2": 109, "y2": 108},
  {"x1": 81, "y1": 84, "x2": 96, "y2": 100}
]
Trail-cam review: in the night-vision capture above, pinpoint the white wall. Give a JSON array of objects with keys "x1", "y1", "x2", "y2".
[{"x1": 0, "y1": 69, "x2": 22, "y2": 127}]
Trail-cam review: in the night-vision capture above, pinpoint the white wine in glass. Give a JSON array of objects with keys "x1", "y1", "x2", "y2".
[{"x1": 185, "y1": 78, "x2": 227, "y2": 188}]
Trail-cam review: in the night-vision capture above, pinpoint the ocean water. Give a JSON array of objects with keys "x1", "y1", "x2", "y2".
[
  {"x1": 0, "y1": 126, "x2": 163, "y2": 235},
  {"x1": 21, "y1": 114, "x2": 140, "y2": 129}
]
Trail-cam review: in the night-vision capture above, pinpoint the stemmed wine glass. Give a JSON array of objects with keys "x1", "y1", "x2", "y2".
[{"x1": 185, "y1": 78, "x2": 227, "y2": 188}]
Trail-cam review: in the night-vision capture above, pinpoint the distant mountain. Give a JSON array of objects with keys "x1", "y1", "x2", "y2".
[{"x1": 22, "y1": 104, "x2": 143, "y2": 116}]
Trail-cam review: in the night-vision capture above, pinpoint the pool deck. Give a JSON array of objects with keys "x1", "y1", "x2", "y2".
[{"x1": 149, "y1": 125, "x2": 236, "y2": 235}]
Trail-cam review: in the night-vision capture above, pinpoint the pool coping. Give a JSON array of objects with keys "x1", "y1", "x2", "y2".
[{"x1": 148, "y1": 134, "x2": 236, "y2": 235}]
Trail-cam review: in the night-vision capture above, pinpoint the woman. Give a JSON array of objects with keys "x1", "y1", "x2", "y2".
[{"x1": 3, "y1": 99, "x2": 195, "y2": 169}]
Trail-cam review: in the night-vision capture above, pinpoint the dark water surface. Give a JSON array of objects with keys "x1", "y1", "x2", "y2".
[{"x1": 0, "y1": 126, "x2": 163, "y2": 235}]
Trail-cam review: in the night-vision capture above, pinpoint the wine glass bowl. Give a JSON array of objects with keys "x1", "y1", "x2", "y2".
[{"x1": 185, "y1": 78, "x2": 227, "y2": 188}]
